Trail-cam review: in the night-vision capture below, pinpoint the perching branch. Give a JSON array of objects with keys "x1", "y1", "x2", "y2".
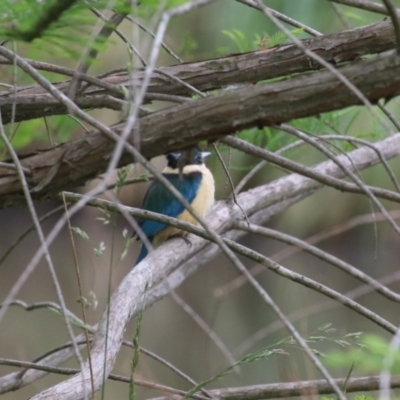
[
  {"x1": 3, "y1": 5, "x2": 400, "y2": 398},
  {"x1": 23, "y1": 134, "x2": 400, "y2": 400}
]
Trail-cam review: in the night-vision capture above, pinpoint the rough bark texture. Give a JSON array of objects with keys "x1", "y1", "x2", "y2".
[
  {"x1": 0, "y1": 19, "x2": 395, "y2": 123},
  {"x1": 1, "y1": 51, "x2": 400, "y2": 208}
]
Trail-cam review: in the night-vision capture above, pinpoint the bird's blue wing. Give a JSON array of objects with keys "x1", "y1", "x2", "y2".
[{"x1": 139, "y1": 172, "x2": 202, "y2": 239}]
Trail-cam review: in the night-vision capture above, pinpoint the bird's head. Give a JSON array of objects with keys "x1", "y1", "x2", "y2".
[{"x1": 166, "y1": 148, "x2": 211, "y2": 169}]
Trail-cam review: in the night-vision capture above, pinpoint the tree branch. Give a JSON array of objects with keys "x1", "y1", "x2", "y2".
[
  {"x1": 0, "y1": 19, "x2": 395, "y2": 123},
  {"x1": 330, "y1": 0, "x2": 400, "y2": 16},
  {"x1": 2, "y1": 50, "x2": 400, "y2": 208},
  {"x1": 26, "y1": 135, "x2": 400, "y2": 400},
  {"x1": 154, "y1": 374, "x2": 400, "y2": 400}
]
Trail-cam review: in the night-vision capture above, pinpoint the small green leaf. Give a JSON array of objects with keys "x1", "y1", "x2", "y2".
[
  {"x1": 94, "y1": 241, "x2": 106, "y2": 256},
  {"x1": 70, "y1": 227, "x2": 89, "y2": 240}
]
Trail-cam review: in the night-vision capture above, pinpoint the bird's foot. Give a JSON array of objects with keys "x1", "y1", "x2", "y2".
[{"x1": 170, "y1": 234, "x2": 192, "y2": 247}]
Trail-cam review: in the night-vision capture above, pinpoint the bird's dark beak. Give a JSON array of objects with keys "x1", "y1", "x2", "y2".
[{"x1": 201, "y1": 151, "x2": 211, "y2": 160}]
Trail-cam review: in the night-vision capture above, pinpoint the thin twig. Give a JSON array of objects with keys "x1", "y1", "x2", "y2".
[
  {"x1": 329, "y1": 2, "x2": 352, "y2": 29},
  {"x1": 91, "y1": 8, "x2": 147, "y2": 67},
  {"x1": 62, "y1": 193, "x2": 95, "y2": 399},
  {"x1": 0, "y1": 58, "x2": 124, "y2": 96},
  {"x1": 0, "y1": 311, "x2": 212, "y2": 399},
  {"x1": 62, "y1": 191, "x2": 399, "y2": 342},
  {"x1": 0, "y1": 299, "x2": 81, "y2": 319},
  {"x1": 145, "y1": 92, "x2": 191, "y2": 103},
  {"x1": 219, "y1": 243, "x2": 347, "y2": 400},
  {"x1": 139, "y1": 347, "x2": 214, "y2": 399},
  {"x1": 235, "y1": 222, "x2": 400, "y2": 303},
  {"x1": 0, "y1": 358, "x2": 208, "y2": 400},
  {"x1": 236, "y1": 0, "x2": 322, "y2": 36},
  {"x1": 380, "y1": 322, "x2": 400, "y2": 400},
  {"x1": 276, "y1": 123, "x2": 400, "y2": 236},
  {"x1": 154, "y1": 67, "x2": 206, "y2": 98},
  {"x1": 329, "y1": 0, "x2": 400, "y2": 16},
  {"x1": 235, "y1": 269, "x2": 400, "y2": 356},
  {"x1": 0, "y1": 161, "x2": 30, "y2": 173},
  {"x1": 255, "y1": 0, "x2": 392, "y2": 133},
  {"x1": 124, "y1": 15, "x2": 183, "y2": 62},
  {"x1": 314, "y1": 133, "x2": 400, "y2": 192},
  {"x1": 216, "y1": 209, "x2": 400, "y2": 301},
  {"x1": 153, "y1": 374, "x2": 400, "y2": 400},
  {"x1": 212, "y1": 143, "x2": 249, "y2": 224},
  {"x1": 0, "y1": 111, "x2": 88, "y2": 399},
  {"x1": 223, "y1": 237, "x2": 396, "y2": 335},
  {"x1": 222, "y1": 136, "x2": 400, "y2": 209},
  {"x1": 234, "y1": 140, "x2": 305, "y2": 194},
  {"x1": 382, "y1": 0, "x2": 400, "y2": 55},
  {"x1": 378, "y1": 101, "x2": 400, "y2": 132},
  {"x1": 69, "y1": 0, "x2": 121, "y2": 99},
  {"x1": 171, "y1": 292, "x2": 238, "y2": 372}
]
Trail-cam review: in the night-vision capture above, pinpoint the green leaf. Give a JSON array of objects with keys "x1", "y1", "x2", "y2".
[
  {"x1": 94, "y1": 241, "x2": 106, "y2": 256},
  {"x1": 70, "y1": 227, "x2": 89, "y2": 240},
  {"x1": 120, "y1": 236, "x2": 135, "y2": 261},
  {"x1": 221, "y1": 29, "x2": 253, "y2": 52},
  {"x1": 327, "y1": 334, "x2": 400, "y2": 373}
]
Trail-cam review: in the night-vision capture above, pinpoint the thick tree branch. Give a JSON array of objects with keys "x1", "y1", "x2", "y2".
[
  {"x1": 0, "y1": 19, "x2": 395, "y2": 123},
  {"x1": 1, "y1": 51, "x2": 400, "y2": 208},
  {"x1": 27, "y1": 135, "x2": 400, "y2": 400},
  {"x1": 2, "y1": 136, "x2": 399, "y2": 397}
]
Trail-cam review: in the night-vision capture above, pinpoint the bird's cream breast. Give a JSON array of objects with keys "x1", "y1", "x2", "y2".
[{"x1": 153, "y1": 164, "x2": 215, "y2": 247}]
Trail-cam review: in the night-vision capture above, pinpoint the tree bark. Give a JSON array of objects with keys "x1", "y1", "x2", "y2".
[
  {"x1": 1, "y1": 51, "x2": 400, "y2": 208},
  {"x1": 0, "y1": 19, "x2": 395, "y2": 123}
]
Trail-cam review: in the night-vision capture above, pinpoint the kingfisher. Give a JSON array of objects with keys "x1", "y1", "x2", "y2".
[{"x1": 135, "y1": 147, "x2": 215, "y2": 264}]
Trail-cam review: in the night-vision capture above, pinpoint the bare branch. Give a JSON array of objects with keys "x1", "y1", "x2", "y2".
[
  {"x1": 329, "y1": 0, "x2": 400, "y2": 16},
  {"x1": 222, "y1": 136, "x2": 400, "y2": 206},
  {"x1": 2, "y1": 51, "x2": 400, "y2": 207},
  {"x1": 124, "y1": 15, "x2": 183, "y2": 62},
  {"x1": 0, "y1": 357, "x2": 207, "y2": 399},
  {"x1": 154, "y1": 374, "x2": 400, "y2": 400},
  {"x1": 83, "y1": 5, "x2": 133, "y2": 74},
  {"x1": 235, "y1": 222, "x2": 400, "y2": 304},
  {"x1": 275, "y1": 124, "x2": 400, "y2": 236},
  {"x1": 0, "y1": 112, "x2": 88, "y2": 398},
  {"x1": 171, "y1": 292, "x2": 238, "y2": 370},
  {"x1": 382, "y1": 0, "x2": 400, "y2": 54},
  {"x1": 235, "y1": 0, "x2": 322, "y2": 36},
  {"x1": 217, "y1": 210, "x2": 400, "y2": 304},
  {"x1": 0, "y1": 19, "x2": 396, "y2": 123},
  {"x1": 24, "y1": 134, "x2": 400, "y2": 399}
]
